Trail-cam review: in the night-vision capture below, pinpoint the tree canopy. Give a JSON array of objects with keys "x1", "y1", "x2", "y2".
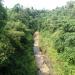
[{"x1": 0, "y1": 1, "x2": 75, "y2": 75}]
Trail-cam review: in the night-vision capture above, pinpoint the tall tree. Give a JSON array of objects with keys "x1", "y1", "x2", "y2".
[{"x1": 0, "y1": 0, "x2": 7, "y2": 31}]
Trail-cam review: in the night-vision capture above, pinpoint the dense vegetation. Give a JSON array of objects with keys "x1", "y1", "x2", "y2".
[
  {"x1": 38, "y1": 1, "x2": 75, "y2": 75},
  {"x1": 0, "y1": 1, "x2": 37, "y2": 75},
  {"x1": 0, "y1": 0, "x2": 75, "y2": 75}
]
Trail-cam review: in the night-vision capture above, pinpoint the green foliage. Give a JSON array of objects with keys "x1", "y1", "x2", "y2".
[
  {"x1": 51, "y1": 30, "x2": 64, "y2": 53},
  {"x1": 0, "y1": 3, "x2": 37, "y2": 75},
  {"x1": 0, "y1": 0, "x2": 7, "y2": 31},
  {"x1": 38, "y1": 1, "x2": 75, "y2": 75},
  {"x1": 0, "y1": 1, "x2": 75, "y2": 75},
  {"x1": 63, "y1": 47, "x2": 75, "y2": 64}
]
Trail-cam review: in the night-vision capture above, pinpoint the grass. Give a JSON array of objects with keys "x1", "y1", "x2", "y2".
[{"x1": 40, "y1": 31, "x2": 75, "y2": 75}]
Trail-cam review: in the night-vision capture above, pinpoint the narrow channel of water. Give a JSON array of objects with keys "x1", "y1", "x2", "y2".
[{"x1": 33, "y1": 32, "x2": 50, "y2": 75}]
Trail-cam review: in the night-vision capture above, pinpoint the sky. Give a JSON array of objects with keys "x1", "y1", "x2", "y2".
[{"x1": 3, "y1": 0, "x2": 73, "y2": 10}]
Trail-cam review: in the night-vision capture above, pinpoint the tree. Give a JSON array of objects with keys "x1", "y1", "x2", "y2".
[{"x1": 0, "y1": 0, "x2": 7, "y2": 30}]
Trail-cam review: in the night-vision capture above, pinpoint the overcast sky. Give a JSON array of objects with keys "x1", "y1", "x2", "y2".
[{"x1": 3, "y1": 0, "x2": 72, "y2": 10}]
